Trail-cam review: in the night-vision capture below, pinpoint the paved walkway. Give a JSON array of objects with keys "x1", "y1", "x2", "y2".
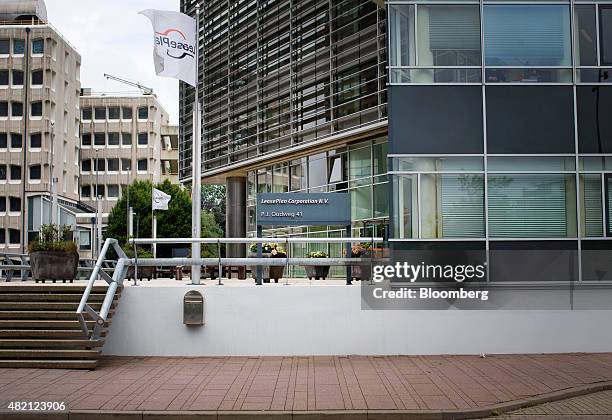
[
  {"x1": 0, "y1": 354, "x2": 612, "y2": 418},
  {"x1": 492, "y1": 390, "x2": 612, "y2": 418}
]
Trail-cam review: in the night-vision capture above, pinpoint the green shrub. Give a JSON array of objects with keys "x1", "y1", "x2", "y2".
[
  {"x1": 249, "y1": 242, "x2": 286, "y2": 257},
  {"x1": 123, "y1": 246, "x2": 154, "y2": 258},
  {"x1": 28, "y1": 224, "x2": 77, "y2": 253}
]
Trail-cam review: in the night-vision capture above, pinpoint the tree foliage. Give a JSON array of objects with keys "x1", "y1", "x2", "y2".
[
  {"x1": 202, "y1": 184, "x2": 226, "y2": 236},
  {"x1": 105, "y1": 180, "x2": 222, "y2": 256}
]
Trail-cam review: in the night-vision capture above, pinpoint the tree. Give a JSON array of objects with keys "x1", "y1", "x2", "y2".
[
  {"x1": 105, "y1": 180, "x2": 223, "y2": 257},
  {"x1": 202, "y1": 184, "x2": 226, "y2": 237}
]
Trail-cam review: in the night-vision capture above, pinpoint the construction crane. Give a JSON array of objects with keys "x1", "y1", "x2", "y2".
[{"x1": 103, "y1": 73, "x2": 154, "y2": 95}]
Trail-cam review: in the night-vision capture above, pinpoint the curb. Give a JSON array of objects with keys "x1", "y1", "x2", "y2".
[{"x1": 2, "y1": 380, "x2": 612, "y2": 419}]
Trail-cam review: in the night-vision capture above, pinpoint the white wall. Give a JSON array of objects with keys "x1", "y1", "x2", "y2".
[{"x1": 102, "y1": 285, "x2": 612, "y2": 356}]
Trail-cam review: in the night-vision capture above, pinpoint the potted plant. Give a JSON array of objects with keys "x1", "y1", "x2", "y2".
[
  {"x1": 123, "y1": 246, "x2": 156, "y2": 281},
  {"x1": 350, "y1": 242, "x2": 372, "y2": 281},
  {"x1": 248, "y1": 242, "x2": 287, "y2": 283},
  {"x1": 28, "y1": 224, "x2": 79, "y2": 283},
  {"x1": 303, "y1": 250, "x2": 330, "y2": 280}
]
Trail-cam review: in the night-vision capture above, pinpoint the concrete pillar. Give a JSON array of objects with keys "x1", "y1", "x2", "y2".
[{"x1": 226, "y1": 176, "x2": 247, "y2": 258}]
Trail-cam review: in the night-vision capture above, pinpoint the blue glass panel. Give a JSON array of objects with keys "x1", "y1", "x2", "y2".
[{"x1": 484, "y1": 5, "x2": 571, "y2": 66}]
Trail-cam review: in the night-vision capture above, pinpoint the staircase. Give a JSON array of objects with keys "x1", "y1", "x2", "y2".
[{"x1": 0, "y1": 284, "x2": 121, "y2": 369}]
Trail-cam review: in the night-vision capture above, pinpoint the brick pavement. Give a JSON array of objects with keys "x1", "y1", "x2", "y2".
[{"x1": 0, "y1": 354, "x2": 611, "y2": 417}]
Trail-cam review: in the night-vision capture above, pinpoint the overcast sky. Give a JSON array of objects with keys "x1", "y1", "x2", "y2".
[{"x1": 45, "y1": 0, "x2": 181, "y2": 123}]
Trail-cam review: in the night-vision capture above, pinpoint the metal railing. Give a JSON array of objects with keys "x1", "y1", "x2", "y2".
[
  {"x1": 0, "y1": 253, "x2": 116, "y2": 282},
  {"x1": 76, "y1": 236, "x2": 383, "y2": 340}
]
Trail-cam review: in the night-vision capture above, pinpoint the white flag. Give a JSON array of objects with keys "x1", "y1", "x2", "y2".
[
  {"x1": 152, "y1": 188, "x2": 172, "y2": 211},
  {"x1": 139, "y1": 9, "x2": 197, "y2": 87}
]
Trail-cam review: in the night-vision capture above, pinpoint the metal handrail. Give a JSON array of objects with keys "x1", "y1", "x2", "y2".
[{"x1": 77, "y1": 237, "x2": 384, "y2": 339}]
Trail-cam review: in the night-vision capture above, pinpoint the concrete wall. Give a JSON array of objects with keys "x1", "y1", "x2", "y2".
[{"x1": 102, "y1": 285, "x2": 612, "y2": 356}]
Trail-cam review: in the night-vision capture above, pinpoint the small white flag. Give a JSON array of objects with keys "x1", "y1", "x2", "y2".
[
  {"x1": 139, "y1": 9, "x2": 197, "y2": 87},
  {"x1": 152, "y1": 188, "x2": 172, "y2": 211}
]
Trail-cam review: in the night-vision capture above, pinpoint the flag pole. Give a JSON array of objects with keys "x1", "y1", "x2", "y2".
[{"x1": 191, "y1": 2, "x2": 202, "y2": 285}]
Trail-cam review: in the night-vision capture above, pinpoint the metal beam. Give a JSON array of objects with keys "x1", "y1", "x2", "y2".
[{"x1": 371, "y1": 0, "x2": 386, "y2": 9}]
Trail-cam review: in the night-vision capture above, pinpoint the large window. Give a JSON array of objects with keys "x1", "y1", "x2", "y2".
[
  {"x1": 10, "y1": 133, "x2": 22, "y2": 149},
  {"x1": 108, "y1": 132, "x2": 120, "y2": 146},
  {"x1": 389, "y1": 4, "x2": 481, "y2": 83},
  {"x1": 0, "y1": 39, "x2": 8, "y2": 55},
  {"x1": 108, "y1": 107, "x2": 120, "y2": 120},
  {"x1": 31, "y1": 70, "x2": 43, "y2": 86},
  {"x1": 12, "y1": 70, "x2": 23, "y2": 87},
  {"x1": 484, "y1": 5, "x2": 571, "y2": 67},
  {"x1": 12, "y1": 39, "x2": 24, "y2": 55},
  {"x1": 601, "y1": 6, "x2": 612, "y2": 66},
  {"x1": 122, "y1": 132, "x2": 132, "y2": 146},
  {"x1": 32, "y1": 39, "x2": 44, "y2": 55},
  {"x1": 138, "y1": 133, "x2": 148, "y2": 146},
  {"x1": 9, "y1": 197, "x2": 21, "y2": 212},
  {"x1": 575, "y1": 5, "x2": 598, "y2": 66},
  {"x1": 0, "y1": 70, "x2": 8, "y2": 86},
  {"x1": 30, "y1": 133, "x2": 41, "y2": 148},
  {"x1": 0, "y1": 133, "x2": 5, "y2": 148},
  {"x1": 488, "y1": 174, "x2": 577, "y2": 238},
  {"x1": 31, "y1": 101, "x2": 42, "y2": 117},
  {"x1": 29, "y1": 165, "x2": 41, "y2": 180},
  {"x1": 11, "y1": 102, "x2": 23, "y2": 118},
  {"x1": 138, "y1": 106, "x2": 148, "y2": 120}
]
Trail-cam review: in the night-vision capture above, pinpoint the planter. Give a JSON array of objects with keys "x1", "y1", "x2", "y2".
[
  {"x1": 248, "y1": 252, "x2": 286, "y2": 283},
  {"x1": 126, "y1": 265, "x2": 156, "y2": 281},
  {"x1": 30, "y1": 251, "x2": 79, "y2": 283},
  {"x1": 303, "y1": 265, "x2": 331, "y2": 280},
  {"x1": 351, "y1": 263, "x2": 372, "y2": 281}
]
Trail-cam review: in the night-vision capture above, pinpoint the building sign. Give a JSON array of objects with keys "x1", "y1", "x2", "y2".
[{"x1": 256, "y1": 193, "x2": 351, "y2": 226}]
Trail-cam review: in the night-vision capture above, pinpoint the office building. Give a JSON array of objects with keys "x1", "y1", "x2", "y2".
[
  {"x1": 388, "y1": 1, "x2": 612, "y2": 282},
  {"x1": 180, "y1": 0, "x2": 389, "y2": 260},
  {"x1": 0, "y1": 0, "x2": 82, "y2": 253},
  {"x1": 78, "y1": 90, "x2": 178, "y2": 256}
]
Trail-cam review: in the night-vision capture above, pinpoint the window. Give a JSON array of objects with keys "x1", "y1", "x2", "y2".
[
  {"x1": 484, "y1": 5, "x2": 571, "y2": 67},
  {"x1": 10, "y1": 165, "x2": 21, "y2": 180},
  {"x1": 0, "y1": 39, "x2": 9, "y2": 54},
  {"x1": 94, "y1": 159, "x2": 105, "y2": 172},
  {"x1": 107, "y1": 158, "x2": 119, "y2": 172},
  {"x1": 81, "y1": 185, "x2": 91, "y2": 199},
  {"x1": 81, "y1": 133, "x2": 92, "y2": 146},
  {"x1": 486, "y1": 86, "x2": 575, "y2": 154},
  {"x1": 82, "y1": 107, "x2": 92, "y2": 120},
  {"x1": 122, "y1": 107, "x2": 132, "y2": 120},
  {"x1": 81, "y1": 159, "x2": 91, "y2": 172},
  {"x1": 601, "y1": 6, "x2": 612, "y2": 66},
  {"x1": 137, "y1": 159, "x2": 147, "y2": 171},
  {"x1": 137, "y1": 132, "x2": 148, "y2": 145},
  {"x1": 9, "y1": 229, "x2": 20, "y2": 244},
  {"x1": 0, "y1": 198, "x2": 5, "y2": 212},
  {"x1": 107, "y1": 132, "x2": 119, "y2": 146},
  {"x1": 389, "y1": 5, "x2": 415, "y2": 67},
  {"x1": 578, "y1": 86, "x2": 612, "y2": 153},
  {"x1": 0, "y1": 165, "x2": 6, "y2": 180},
  {"x1": 9, "y1": 197, "x2": 21, "y2": 212},
  {"x1": 0, "y1": 102, "x2": 7, "y2": 117},
  {"x1": 94, "y1": 133, "x2": 105, "y2": 146},
  {"x1": 122, "y1": 132, "x2": 132, "y2": 145},
  {"x1": 10, "y1": 133, "x2": 22, "y2": 149},
  {"x1": 31, "y1": 70, "x2": 43, "y2": 86},
  {"x1": 138, "y1": 106, "x2": 148, "y2": 120},
  {"x1": 308, "y1": 154, "x2": 327, "y2": 191},
  {"x1": 121, "y1": 158, "x2": 131, "y2": 171},
  {"x1": 108, "y1": 107, "x2": 120, "y2": 120},
  {"x1": 575, "y1": 5, "x2": 598, "y2": 66},
  {"x1": 12, "y1": 70, "x2": 23, "y2": 86},
  {"x1": 389, "y1": 85, "x2": 483, "y2": 154},
  {"x1": 29, "y1": 165, "x2": 41, "y2": 180},
  {"x1": 31, "y1": 101, "x2": 42, "y2": 117},
  {"x1": 11, "y1": 102, "x2": 23, "y2": 118},
  {"x1": 94, "y1": 185, "x2": 105, "y2": 198},
  {"x1": 0, "y1": 133, "x2": 6, "y2": 148},
  {"x1": 581, "y1": 174, "x2": 603, "y2": 237},
  {"x1": 13, "y1": 39, "x2": 24, "y2": 55},
  {"x1": 0, "y1": 70, "x2": 8, "y2": 86},
  {"x1": 488, "y1": 174, "x2": 577, "y2": 238},
  {"x1": 94, "y1": 107, "x2": 106, "y2": 120},
  {"x1": 30, "y1": 133, "x2": 41, "y2": 148},
  {"x1": 107, "y1": 184, "x2": 119, "y2": 198},
  {"x1": 32, "y1": 39, "x2": 44, "y2": 55}
]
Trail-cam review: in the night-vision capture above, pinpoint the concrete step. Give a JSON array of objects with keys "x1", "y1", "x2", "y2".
[
  {"x1": 0, "y1": 349, "x2": 100, "y2": 359},
  {"x1": 0, "y1": 359, "x2": 97, "y2": 369},
  {"x1": 0, "y1": 293, "x2": 107, "y2": 302},
  {"x1": 0, "y1": 320, "x2": 110, "y2": 329},
  {"x1": 0, "y1": 302, "x2": 114, "y2": 311},
  {"x1": 0, "y1": 338, "x2": 104, "y2": 348},
  {"x1": 0, "y1": 329, "x2": 106, "y2": 338},
  {"x1": 0, "y1": 310, "x2": 115, "y2": 320},
  {"x1": 0, "y1": 285, "x2": 115, "y2": 293}
]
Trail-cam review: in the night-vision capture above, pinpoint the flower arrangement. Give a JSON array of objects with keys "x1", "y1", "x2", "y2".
[
  {"x1": 307, "y1": 250, "x2": 328, "y2": 258},
  {"x1": 350, "y1": 242, "x2": 372, "y2": 257},
  {"x1": 28, "y1": 224, "x2": 77, "y2": 253},
  {"x1": 249, "y1": 242, "x2": 287, "y2": 257}
]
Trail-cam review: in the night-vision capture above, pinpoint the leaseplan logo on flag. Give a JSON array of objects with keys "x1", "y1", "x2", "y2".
[
  {"x1": 140, "y1": 9, "x2": 197, "y2": 87},
  {"x1": 155, "y1": 27, "x2": 195, "y2": 60}
]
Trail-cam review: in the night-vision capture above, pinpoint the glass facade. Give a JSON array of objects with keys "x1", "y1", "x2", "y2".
[
  {"x1": 179, "y1": 0, "x2": 387, "y2": 180},
  {"x1": 389, "y1": 1, "x2": 612, "y2": 283}
]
